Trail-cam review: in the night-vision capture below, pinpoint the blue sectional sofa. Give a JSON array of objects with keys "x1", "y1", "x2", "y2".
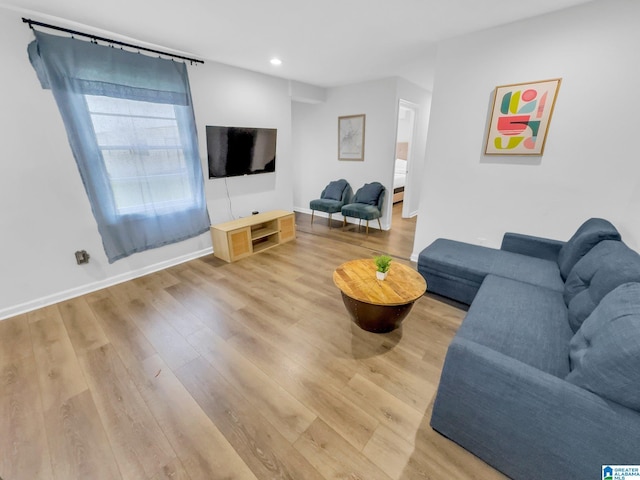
[{"x1": 417, "y1": 219, "x2": 640, "y2": 479}]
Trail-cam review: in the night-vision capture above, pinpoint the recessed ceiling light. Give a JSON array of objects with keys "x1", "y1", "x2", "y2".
[{"x1": 270, "y1": 58, "x2": 282, "y2": 66}]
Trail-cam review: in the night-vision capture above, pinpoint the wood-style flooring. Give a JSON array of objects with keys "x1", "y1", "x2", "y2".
[
  {"x1": 296, "y1": 203, "x2": 418, "y2": 262},
  {"x1": 0, "y1": 205, "x2": 506, "y2": 480}
]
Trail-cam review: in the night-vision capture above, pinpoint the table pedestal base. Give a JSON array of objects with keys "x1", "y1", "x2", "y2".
[{"x1": 340, "y1": 292, "x2": 415, "y2": 333}]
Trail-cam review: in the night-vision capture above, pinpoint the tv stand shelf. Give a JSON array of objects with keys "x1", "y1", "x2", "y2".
[
  {"x1": 251, "y1": 225, "x2": 279, "y2": 240},
  {"x1": 210, "y1": 210, "x2": 296, "y2": 262}
]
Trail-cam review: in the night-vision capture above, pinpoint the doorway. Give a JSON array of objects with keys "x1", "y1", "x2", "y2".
[{"x1": 393, "y1": 100, "x2": 418, "y2": 219}]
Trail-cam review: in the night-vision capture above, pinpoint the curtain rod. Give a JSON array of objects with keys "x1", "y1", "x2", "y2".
[{"x1": 22, "y1": 17, "x2": 204, "y2": 65}]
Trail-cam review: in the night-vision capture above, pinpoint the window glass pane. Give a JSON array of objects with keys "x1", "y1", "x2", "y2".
[{"x1": 85, "y1": 95, "x2": 195, "y2": 216}]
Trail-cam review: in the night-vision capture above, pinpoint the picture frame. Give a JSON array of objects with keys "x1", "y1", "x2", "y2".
[
  {"x1": 485, "y1": 78, "x2": 561, "y2": 156},
  {"x1": 338, "y1": 114, "x2": 366, "y2": 161}
]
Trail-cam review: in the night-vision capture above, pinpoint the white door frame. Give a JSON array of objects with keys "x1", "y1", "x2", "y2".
[{"x1": 395, "y1": 99, "x2": 419, "y2": 218}]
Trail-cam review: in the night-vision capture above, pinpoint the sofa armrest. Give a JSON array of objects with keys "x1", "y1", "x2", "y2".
[
  {"x1": 431, "y1": 336, "x2": 640, "y2": 480},
  {"x1": 500, "y1": 232, "x2": 564, "y2": 261}
]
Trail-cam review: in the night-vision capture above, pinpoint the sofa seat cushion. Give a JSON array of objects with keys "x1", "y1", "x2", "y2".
[
  {"x1": 567, "y1": 282, "x2": 640, "y2": 411},
  {"x1": 456, "y1": 275, "x2": 574, "y2": 378},
  {"x1": 563, "y1": 240, "x2": 640, "y2": 333},
  {"x1": 310, "y1": 198, "x2": 344, "y2": 214},
  {"x1": 557, "y1": 218, "x2": 621, "y2": 280},
  {"x1": 341, "y1": 203, "x2": 382, "y2": 220},
  {"x1": 419, "y1": 238, "x2": 564, "y2": 294}
]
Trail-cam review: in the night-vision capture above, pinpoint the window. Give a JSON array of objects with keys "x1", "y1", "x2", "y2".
[
  {"x1": 86, "y1": 95, "x2": 196, "y2": 216},
  {"x1": 28, "y1": 30, "x2": 210, "y2": 263}
]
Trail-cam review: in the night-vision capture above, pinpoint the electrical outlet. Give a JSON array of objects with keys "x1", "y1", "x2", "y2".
[{"x1": 75, "y1": 250, "x2": 90, "y2": 264}]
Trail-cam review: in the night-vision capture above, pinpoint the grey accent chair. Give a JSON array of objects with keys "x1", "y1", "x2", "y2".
[
  {"x1": 309, "y1": 179, "x2": 351, "y2": 229},
  {"x1": 341, "y1": 182, "x2": 385, "y2": 234}
]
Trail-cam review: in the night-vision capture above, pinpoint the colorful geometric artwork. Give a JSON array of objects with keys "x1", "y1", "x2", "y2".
[{"x1": 485, "y1": 78, "x2": 561, "y2": 155}]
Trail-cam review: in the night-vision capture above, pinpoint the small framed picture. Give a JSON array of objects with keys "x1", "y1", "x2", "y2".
[
  {"x1": 485, "y1": 78, "x2": 561, "y2": 156},
  {"x1": 338, "y1": 114, "x2": 366, "y2": 161}
]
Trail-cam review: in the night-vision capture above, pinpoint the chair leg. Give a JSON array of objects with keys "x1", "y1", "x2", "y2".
[
  {"x1": 311, "y1": 210, "x2": 315, "y2": 225},
  {"x1": 328, "y1": 213, "x2": 332, "y2": 229},
  {"x1": 377, "y1": 218, "x2": 382, "y2": 231},
  {"x1": 366, "y1": 220, "x2": 369, "y2": 235},
  {"x1": 343, "y1": 217, "x2": 347, "y2": 228}
]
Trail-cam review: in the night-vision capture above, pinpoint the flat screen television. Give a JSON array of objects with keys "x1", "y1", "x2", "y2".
[{"x1": 206, "y1": 125, "x2": 277, "y2": 178}]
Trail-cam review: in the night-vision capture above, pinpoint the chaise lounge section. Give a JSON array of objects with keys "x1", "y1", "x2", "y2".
[
  {"x1": 417, "y1": 218, "x2": 620, "y2": 305},
  {"x1": 418, "y1": 219, "x2": 640, "y2": 479}
]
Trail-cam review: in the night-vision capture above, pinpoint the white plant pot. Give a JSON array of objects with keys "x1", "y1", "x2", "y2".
[{"x1": 376, "y1": 271, "x2": 387, "y2": 280}]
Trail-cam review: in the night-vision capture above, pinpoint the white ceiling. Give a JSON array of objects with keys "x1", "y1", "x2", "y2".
[{"x1": 5, "y1": 0, "x2": 595, "y2": 90}]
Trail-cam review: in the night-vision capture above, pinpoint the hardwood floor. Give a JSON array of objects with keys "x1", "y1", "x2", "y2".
[
  {"x1": 297, "y1": 202, "x2": 417, "y2": 261},
  {"x1": 0, "y1": 206, "x2": 506, "y2": 480}
]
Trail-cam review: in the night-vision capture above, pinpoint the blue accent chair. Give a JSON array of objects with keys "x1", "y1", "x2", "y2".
[
  {"x1": 309, "y1": 179, "x2": 351, "y2": 229},
  {"x1": 341, "y1": 182, "x2": 385, "y2": 234}
]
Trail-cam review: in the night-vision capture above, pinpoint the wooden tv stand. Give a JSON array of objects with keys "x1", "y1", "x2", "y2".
[{"x1": 210, "y1": 210, "x2": 296, "y2": 262}]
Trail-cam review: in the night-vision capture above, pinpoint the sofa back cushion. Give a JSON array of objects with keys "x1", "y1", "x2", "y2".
[
  {"x1": 557, "y1": 218, "x2": 621, "y2": 280},
  {"x1": 567, "y1": 282, "x2": 640, "y2": 411},
  {"x1": 353, "y1": 182, "x2": 384, "y2": 206},
  {"x1": 322, "y1": 179, "x2": 349, "y2": 201},
  {"x1": 564, "y1": 240, "x2": 640, "y2": 332}
]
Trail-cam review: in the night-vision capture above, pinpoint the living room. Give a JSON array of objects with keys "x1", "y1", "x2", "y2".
[
  {"x1": 2, "y1": 0, "x2": 639, "y2": 318},
  {"x1": 1, "y1": 0, "x2": 639, "y2": 478}
]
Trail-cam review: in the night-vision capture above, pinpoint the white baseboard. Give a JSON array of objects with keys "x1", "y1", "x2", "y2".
[{"x1": 0, "y1": 247, "x2": 214, "y2": 321}]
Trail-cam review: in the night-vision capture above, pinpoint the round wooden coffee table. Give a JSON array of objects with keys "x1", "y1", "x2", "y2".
[{"x1": 333, "y1": 258, "x2": 427, "y2": 333}]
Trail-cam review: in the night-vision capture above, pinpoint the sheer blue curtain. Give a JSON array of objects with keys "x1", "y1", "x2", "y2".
[{"x1": 28, "y1": 31, "x2": 210, "y2": 263}]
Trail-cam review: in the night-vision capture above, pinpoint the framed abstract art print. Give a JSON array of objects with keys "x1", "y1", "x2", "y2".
[{"x1": 485, "y1": 78, "x2": 561, "y2": 156}]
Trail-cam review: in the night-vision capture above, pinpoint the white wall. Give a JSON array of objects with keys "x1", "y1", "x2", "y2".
[
  {"x1": 396, "y1": 78, "x2": 431, "y2": 218},
  {"x1": 0, "y1": 6, "x2": 293, "y2": 319},
  {"x1": 396, "y1": 108, "x2": 413, "y2": 143},
  {"x1": 193, "y1": 62, "x2": 293, "y2": 225},
  {"x1": 413, "y1": 0, "x2": 640, "y2": 260},
  {"x1": 292, "y1": 77, "x2": 430, "y2": 227}
]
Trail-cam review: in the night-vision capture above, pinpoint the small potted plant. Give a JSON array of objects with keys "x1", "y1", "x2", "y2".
[{"x1": 374, "y1": 254, "x2": 392, "y2": 280}]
